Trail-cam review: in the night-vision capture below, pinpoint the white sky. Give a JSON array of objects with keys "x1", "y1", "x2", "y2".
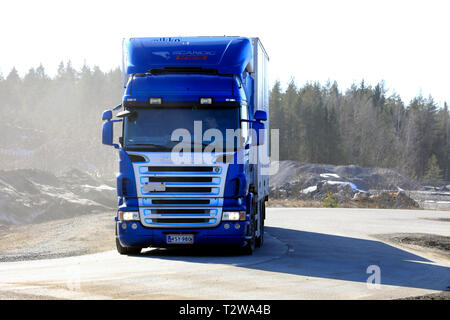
[{"x1": 1, "y1": 0, "x2": 449, "y2": 106}]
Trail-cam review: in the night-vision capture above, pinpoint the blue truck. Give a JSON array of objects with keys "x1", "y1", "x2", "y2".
[{"x1": 102, "y1": 36, "x2": 269, "y2": 255}]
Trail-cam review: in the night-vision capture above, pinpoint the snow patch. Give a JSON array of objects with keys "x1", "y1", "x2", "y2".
[
  {"x1": 325, "y1": 180, "x2": 359, "y2": 190},
  {"x1": 301, "y1": 186, "x2": 318, "y2": 194},
  {"x1": 320, "y1": 173, "x2": 340, "y2": 179}
]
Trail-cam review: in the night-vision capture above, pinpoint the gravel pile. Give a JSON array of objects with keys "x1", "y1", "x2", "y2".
[
  {"x1": 0, "y1": 168, "x2": 116, "y2": 225},
  {"x1": 269, "y1": 161, "x2": 420, "y2": 208},
  {"x1": 270, "y1": 161, "x2": 420, "y2": 193}
]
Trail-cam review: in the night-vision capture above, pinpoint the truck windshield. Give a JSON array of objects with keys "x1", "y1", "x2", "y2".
[{"x1": 123, "y1": 106, "x2": 242, "y2": 152}]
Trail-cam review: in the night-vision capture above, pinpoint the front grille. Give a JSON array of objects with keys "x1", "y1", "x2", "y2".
[
  {"x1": 136, "y1": 164, "x2": 224, "y2": 198},
  {"x1": 134, "y1": 160, "x2": 228, "y2": 228}
]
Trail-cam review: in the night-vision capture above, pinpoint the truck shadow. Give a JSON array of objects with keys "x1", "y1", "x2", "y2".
[{"x1": 137, "y1": 226, "x2": 450, "y2": 291}]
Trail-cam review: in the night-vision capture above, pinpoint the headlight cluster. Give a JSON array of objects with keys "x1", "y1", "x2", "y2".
[
  {"x1": 222, "y1": 211, "x2": 246, "y2": 221},
  {"x1": 118, "y1": 211, "x2": 139, "y2": 221}
]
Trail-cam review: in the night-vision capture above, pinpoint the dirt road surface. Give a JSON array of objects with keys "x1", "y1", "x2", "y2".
[{"x1": 0, "y1": 208, "x2": 449, "y2": 299}]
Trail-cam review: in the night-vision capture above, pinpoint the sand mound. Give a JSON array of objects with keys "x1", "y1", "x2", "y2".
[{"x1": 0, "y1": 168, "x2": 116, "y2": 225}]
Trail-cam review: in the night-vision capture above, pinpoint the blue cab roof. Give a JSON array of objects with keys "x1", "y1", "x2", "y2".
[{"x1": 123, "y1": 37, "x2": 253, "y2": 75}]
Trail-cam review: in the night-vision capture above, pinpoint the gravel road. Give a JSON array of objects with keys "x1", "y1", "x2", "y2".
[
  {"x1": 0, "y1": 212, "x2": 115, "y2": 262},
  {"x1": 0, "y1": 208, "x2": 449, "y2": 300}
]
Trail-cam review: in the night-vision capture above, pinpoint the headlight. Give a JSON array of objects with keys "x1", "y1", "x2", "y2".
[
  {"x1": 118, "y1": 211, "x2": 139, "y2": 221},
  {"x1": 222, "y1": 211, "x2": 246, "y2": 221}
]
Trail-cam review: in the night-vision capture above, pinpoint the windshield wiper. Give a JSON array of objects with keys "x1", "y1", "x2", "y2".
[
  {"x1": 125, "y1": 143, "x2": 172, "y2": 151},
  {"x1": 174, "y1": 140, "x2": 213, "y2": 147}
]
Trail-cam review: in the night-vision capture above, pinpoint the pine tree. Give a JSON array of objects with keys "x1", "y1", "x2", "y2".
[
  {"x1": 280, "y1": 79, "x2": 299, "y2": 160},
  {"x1": 445, "y1": 102, "x2": 450, "y2": 181},
  {"x1": 423, "y1": 154, "x2": 443, "y2": 184}
]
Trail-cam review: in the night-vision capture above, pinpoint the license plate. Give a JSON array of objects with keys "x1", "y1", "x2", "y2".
[{"x1": 166, "y1": 234, "x2": 194, "y2": 244}]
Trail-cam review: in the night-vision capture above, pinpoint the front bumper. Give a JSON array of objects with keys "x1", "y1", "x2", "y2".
[{"x1": 116, "y1": 220, "x2": 249, "y2": 248}]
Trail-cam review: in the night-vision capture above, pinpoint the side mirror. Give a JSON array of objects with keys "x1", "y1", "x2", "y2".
[
  {"x1": 252, "y1": 121, "x2": 266, "y2": 146},
  {"x1": 254, "y1": 110, "x2": 267, "y2": 122},
  {"x1": 102, "y1": 109, "x2": 113, "y2": 121},
  {"x1": 251, "y1": 110, "x2": 267, "y2": 146},
  {"x1": 102, "y1": 121, "x2": 114, "y2": 145}
]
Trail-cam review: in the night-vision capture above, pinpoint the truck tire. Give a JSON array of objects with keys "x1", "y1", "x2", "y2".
[
  {"x1": 115, "y1": 226, "x2": 142, "y2": 255},
  {"x1": 241, "y1": 229, "x2": 255, "y2": 255},
  {"x1": 116, "y1": 238, "x2": 142, "y2": 255},
  {"x1": 255, "y1": 201, "x2": 265, "y2": 248},
  {"x1": 241, "y1": 198, "x2": 257, "y2": 255}
]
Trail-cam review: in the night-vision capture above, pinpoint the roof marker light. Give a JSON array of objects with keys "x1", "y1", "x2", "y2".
[
  {"x1": 149, "y1": 97, "x2": 162, "y2": 104},
  {"x1": 200, "y1": 98, "x2": 212, "y2": 104}
]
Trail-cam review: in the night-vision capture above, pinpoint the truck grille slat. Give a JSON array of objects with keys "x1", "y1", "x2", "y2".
[
  {"x1": 151, "y1": 199, "x2": 210, "y2": 205},
  {"x1": 153, "y1": 209, "x2": 209, "y2": 214},
  {"x1": 148, "y1": 166, "x2": 213, "y2": 172},
  {"x1": 152, "y1": 218, "x2": 211, "y2": 223},
  {"x1": 148, "y1": 177, "x2": 213, "y2": 183},
  {"x1": 165, "y1": 187, "x2": 212, "y2": 193}
]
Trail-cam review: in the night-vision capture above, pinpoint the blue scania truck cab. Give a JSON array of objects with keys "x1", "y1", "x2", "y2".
[{"x1": 102, "y1": 36, "x2": 269, "y2": 255}]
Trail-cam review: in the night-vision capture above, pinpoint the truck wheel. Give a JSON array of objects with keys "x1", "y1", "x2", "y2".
[
  {"x1": 241, "y1": 200, "x2": 257, "y2": 255},
  {"x1": 116, "y1": 238, "x2": 142, "y2": 255},
  {"x1": 241, "y1": 231, "x2": 255, "y2": 255},
  {"x1": 255, "y1": 201, "x2": 265, "y2": 248},
  {"x1": 115, "y1": 226, "x2": 141, "y2": 255}
]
